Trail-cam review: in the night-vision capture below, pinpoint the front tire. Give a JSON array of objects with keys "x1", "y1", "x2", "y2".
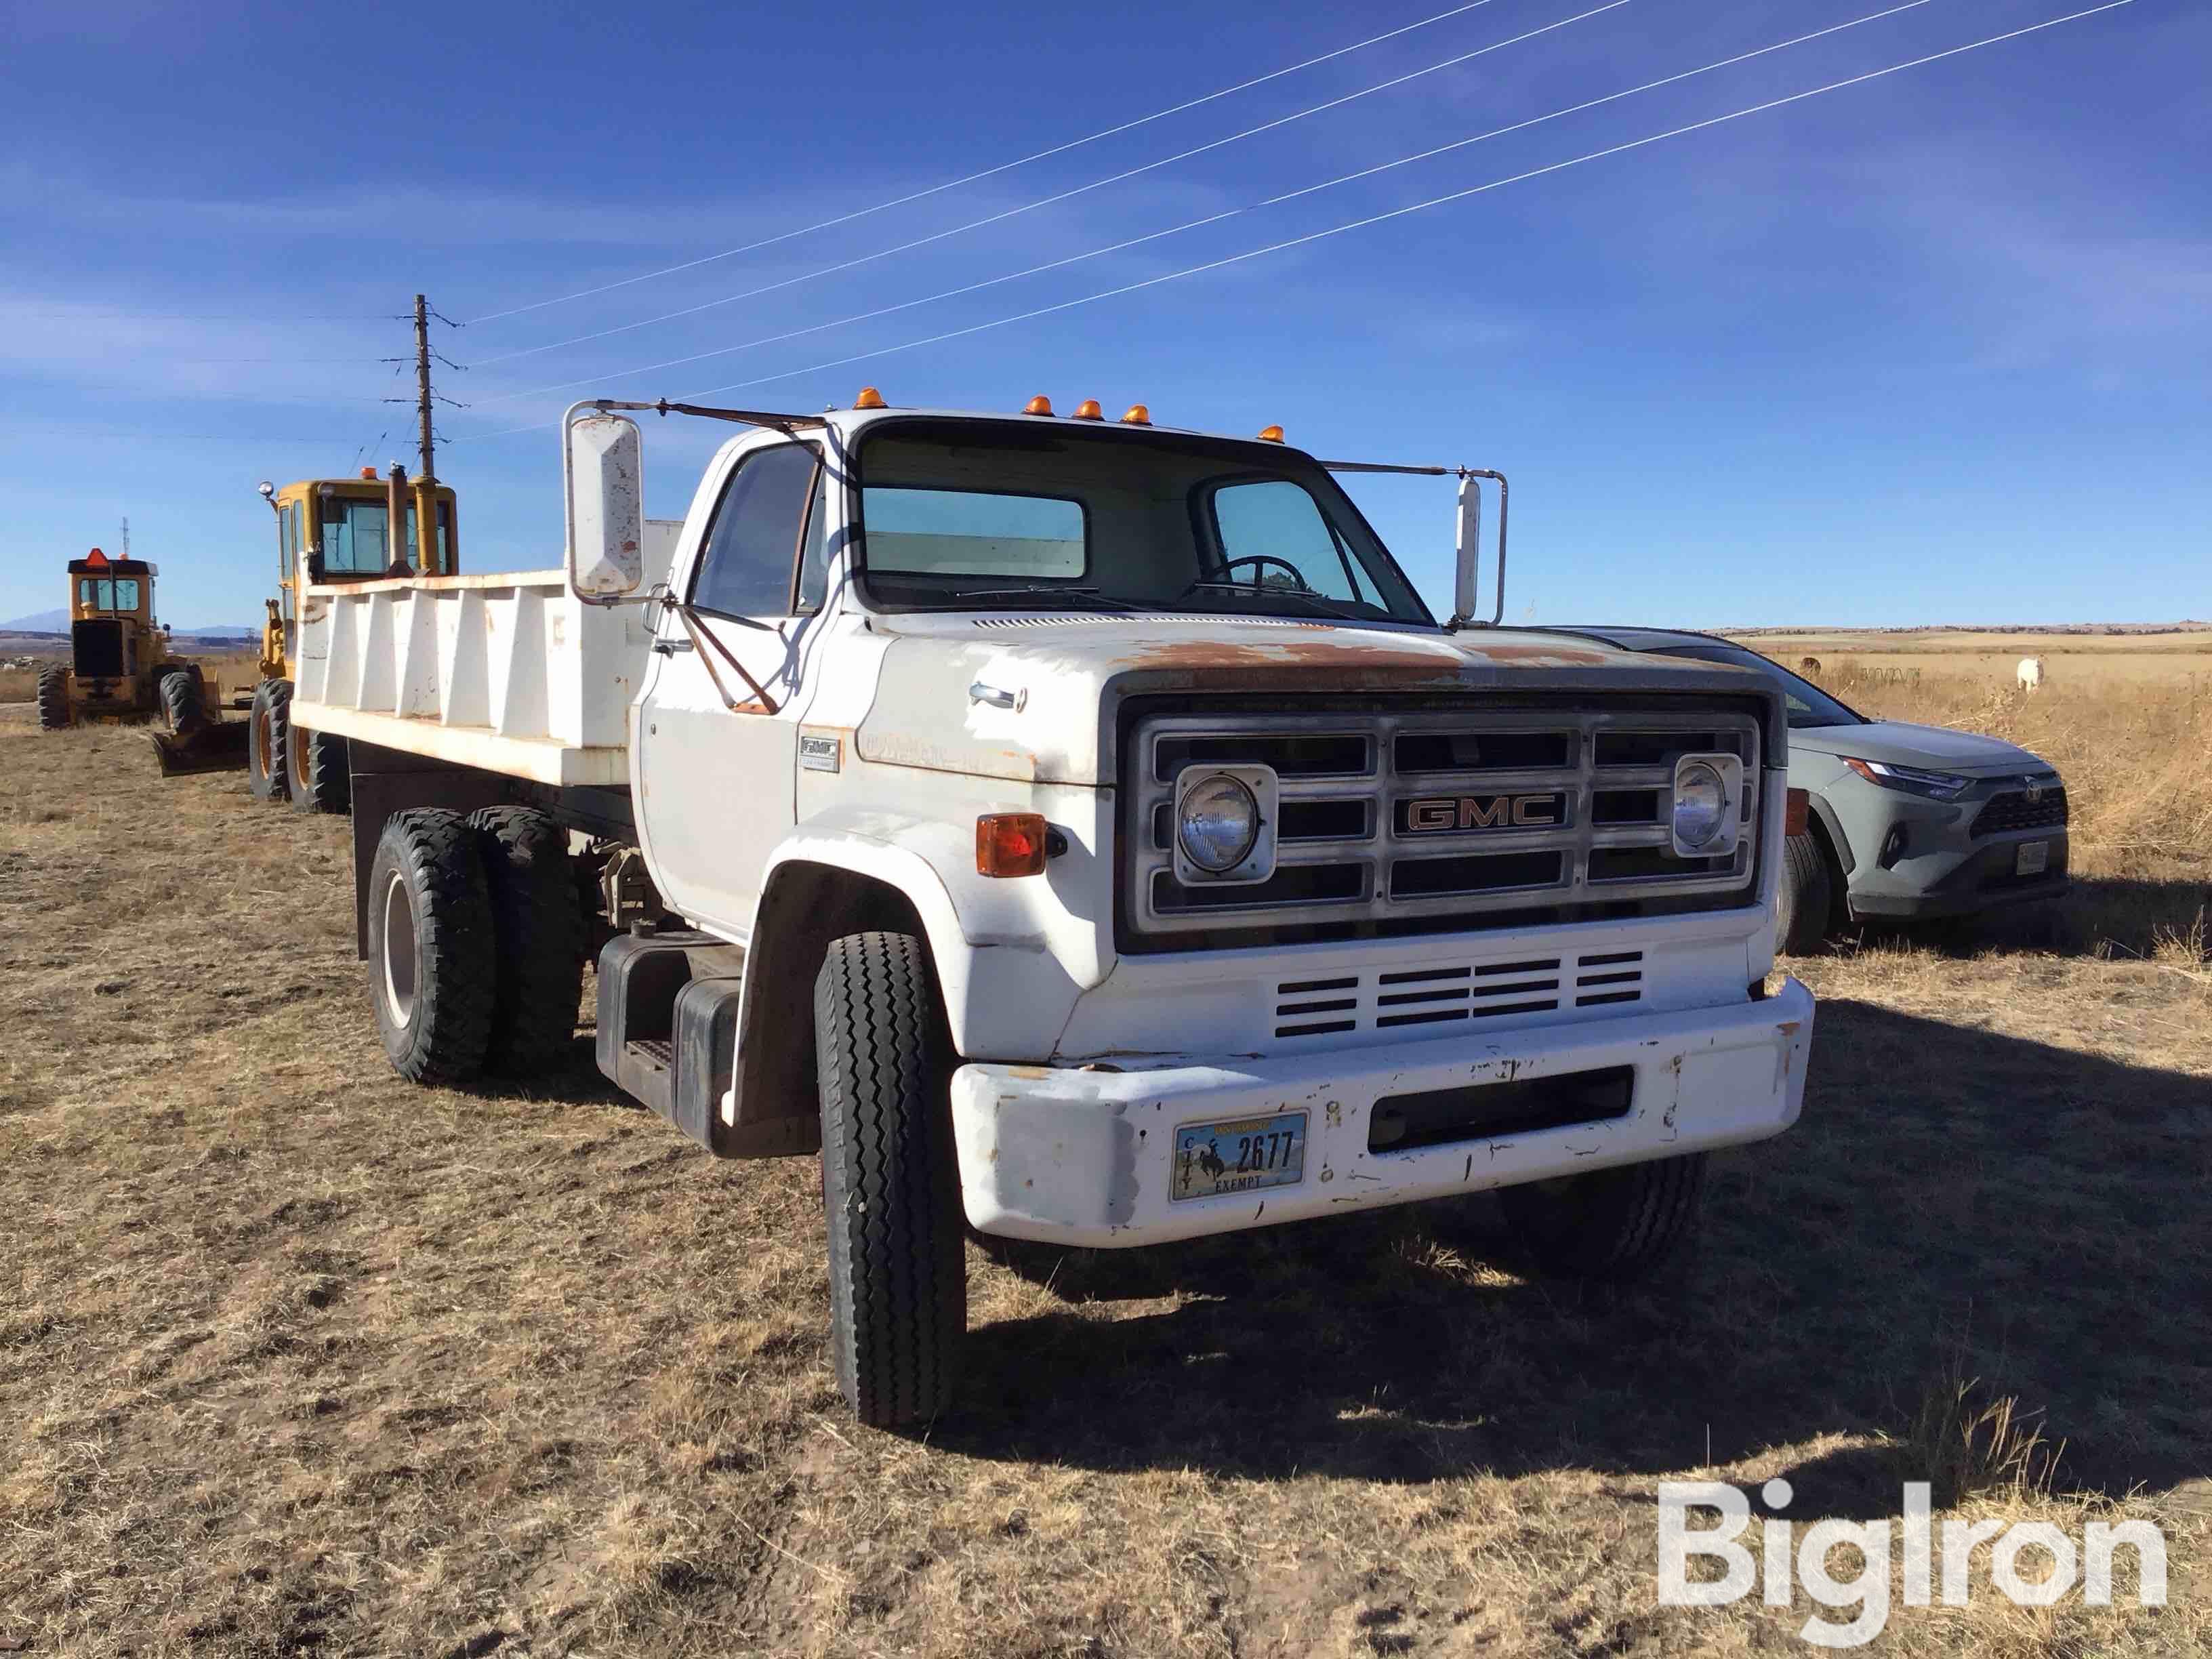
[
  {"x1": 468, "y1": 806, "x2": 583, "y2": 1074},
  {"x1": 1775, "y1": 832, "x2": 1835, "y2": 956},
  {"x1": 814, "y1": 932, "x2": 964, "y2": 1427},
  {"x1": 366, "y1": 808, "x2": 496, "y2": 1086},
  {"x1": 1500, "y1": 1152, "x2": 1708, "y2": 1281},
  {"x1": 247, "y1": 679, "x2": 292, "y2": 802},
  {"x1": 157, "y1": 667, "x2": 205, "y2": 737},
  {"x1": 36, "y1": 665, "x2": 70, "y2": 731}
]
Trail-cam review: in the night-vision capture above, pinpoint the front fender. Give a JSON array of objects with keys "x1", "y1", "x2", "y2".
[{"x1": 758, "y1": 800, "x2": 1109, "y2": 1059}]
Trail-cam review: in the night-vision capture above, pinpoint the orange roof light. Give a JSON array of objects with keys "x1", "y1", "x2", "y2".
[
  {"x1": 976, "y1": 813, "x2": 1051, "y2": 878},
  {"x1": 361, "y1": 466, "x2": 377, "y2": 479},
  {"x1": 1072, "y1": 399, "x2": 1103, "y2": 421},
  {"x1": 1120, "y1": 403, "x2": 1151, "y2": 426},
  {"x1": 853, "y1": 386, "x2": 886, "y2": 410},
  {"x1": 1256, "y1": 424, "x2": 1286, "y2": 443},
  {"x1": 1023, "y1": 394, "x2": 1054, "y2": 416},
  {"x1": 85, "y1": 547, "x2": 108, "y2": 567}
]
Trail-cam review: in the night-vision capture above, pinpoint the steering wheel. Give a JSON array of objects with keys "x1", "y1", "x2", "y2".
[{"x1": 1182, "y1": 555, "x2": 1313, "y2": 598}]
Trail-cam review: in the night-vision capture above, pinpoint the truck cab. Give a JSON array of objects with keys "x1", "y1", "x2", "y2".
[{"x1": 291, "y1": 391, "x2": 1815, "y2": 1427}]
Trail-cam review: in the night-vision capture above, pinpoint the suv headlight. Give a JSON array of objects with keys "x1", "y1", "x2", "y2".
[
  {"x1": 1669, "y1": 753, "x2": 1746, "y2": 857},
  {"x1": 1842, "y1": 757, "x2": 1971, "y2": 800},
  {"x1": 1173, "y1": 766, "x2": 1277, "y2": 883}
]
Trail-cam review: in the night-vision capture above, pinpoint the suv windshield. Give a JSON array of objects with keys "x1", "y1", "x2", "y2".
[
  {"x1": 1654, "y1": 643, "x2": 1864, "y2": 729},
  {"x1": 853, "y1": 420, "x2": 1432, "y2": 624}
]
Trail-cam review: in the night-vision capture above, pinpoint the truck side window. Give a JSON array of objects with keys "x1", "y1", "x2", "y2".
[{"x1": 692, "y1": 443, "x2": 820, "y2": 619}]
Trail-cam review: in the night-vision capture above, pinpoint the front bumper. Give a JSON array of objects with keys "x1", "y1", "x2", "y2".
[{"x1": 952, "y1": 977, "x2": 1814, "y2": 1246}]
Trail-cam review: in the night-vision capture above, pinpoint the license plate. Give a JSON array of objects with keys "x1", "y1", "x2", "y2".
[
  {"x1": 2016, "y1": 841, "x2": 2049, "y2": 876},
  {"x1": 1171, "y1": 1111, "x2": 1307, "y2": 1202}
]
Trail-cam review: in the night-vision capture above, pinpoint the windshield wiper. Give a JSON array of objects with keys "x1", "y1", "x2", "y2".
[
  {"x1": 1176, "y1": 580, "x2": 1370, "y2": 623},
  {"x1": 901, "y1": 585, "x2": 1144, "y2": 613}
]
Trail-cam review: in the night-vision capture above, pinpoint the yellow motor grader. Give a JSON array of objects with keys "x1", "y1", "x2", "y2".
[
  {"x1": 38, "y1": 546, "x2": 218, "y2": 737},
  {"x1": 240, "y1": 465, "x2": 459, "y2": 812}
]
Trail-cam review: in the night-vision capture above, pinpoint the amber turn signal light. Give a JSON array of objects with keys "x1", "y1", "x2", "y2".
[
  {"x1": 1784, "y1": 787, "x2": 1809, "y2": 837},
  {"x1": 853, "y1": 386, "x2": 886, "y2": 409},
  {"x1": 977, "y1": 813, "x2": 1051, "y2": 878}
]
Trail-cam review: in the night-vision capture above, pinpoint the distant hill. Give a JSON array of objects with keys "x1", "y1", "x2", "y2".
[{"x1": 0, "y1": 607, "x2": 67, "y2": 632}]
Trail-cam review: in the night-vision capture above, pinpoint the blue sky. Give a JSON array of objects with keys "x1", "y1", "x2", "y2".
[{"x1": 3, "y1": 0, "x2": 2204, "y2": 630}]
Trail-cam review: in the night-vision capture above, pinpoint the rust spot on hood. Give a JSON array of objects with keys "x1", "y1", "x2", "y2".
[
  {"x1": 1461, "y1": 640, "x2": 1614, "y2": 666},
  {"x1": 1113, "y1": 638, "x2": 1459, "y2": 673}
]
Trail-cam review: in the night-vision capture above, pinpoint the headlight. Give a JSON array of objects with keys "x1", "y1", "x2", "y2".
[
  {"x1": 1842, "y1": 757, "x2": 1971, "y2": 800},
  {"x1": 1671, "y1": 761, "x2": 1730, "y2": 851},
  {"x1": 1177, "y1": 774, "x2": 1260, "y2": 873}
]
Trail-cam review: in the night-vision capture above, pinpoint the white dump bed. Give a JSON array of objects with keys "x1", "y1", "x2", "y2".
[{"x1": 289, "y1": 520, "x2": 679, "y2": 787}]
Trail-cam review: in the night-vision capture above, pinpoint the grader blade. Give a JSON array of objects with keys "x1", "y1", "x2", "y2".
[{"x1": 150, "y1": 720, "x2": 251, "y2": 777}]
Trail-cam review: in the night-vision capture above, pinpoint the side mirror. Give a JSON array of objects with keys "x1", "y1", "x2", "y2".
[
  {"x1": 564, "y1": 406, "x2": 646, "y2": 602},
  {"x1": 1450, "y1": 469, "x2": 1508, "y2": 630}
]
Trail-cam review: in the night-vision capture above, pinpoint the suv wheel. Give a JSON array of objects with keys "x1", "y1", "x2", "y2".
[{"x1": 1776, "y1": 832, "x2": 1836, "y2": 956}]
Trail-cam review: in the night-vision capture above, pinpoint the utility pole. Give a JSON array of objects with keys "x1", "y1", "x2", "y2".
[
  {"x1": 121, "y1": 516, "x2": 129, "y2": 559},
  {"x1": 413, "y1": 293, "x2": 436, "y2": 487}
]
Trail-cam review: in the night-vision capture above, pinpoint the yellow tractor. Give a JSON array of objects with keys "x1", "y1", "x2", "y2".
[
  {"x1": 244, "y1": 465, "x2": 459, "y2": 812},
  {"x1": 38, "y1": 546, "x2": 213, "y2": 736}
]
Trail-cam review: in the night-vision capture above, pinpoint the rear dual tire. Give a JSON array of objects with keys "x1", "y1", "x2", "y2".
[
  {"x1": 287, "y1": 723, "x2": 351, "y2": 815},
  {"x1": 366, "y1": 805, "x2": 579, "y2": 1086}
]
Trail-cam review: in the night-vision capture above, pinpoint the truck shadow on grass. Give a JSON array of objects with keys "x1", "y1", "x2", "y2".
[{"x1": 937, "y1": 998, "x2": 2210, "y2": 1513}]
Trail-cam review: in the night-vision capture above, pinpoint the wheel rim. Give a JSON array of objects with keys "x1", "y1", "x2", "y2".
[
  {"x1": 380, "y1": 871, "x2": 418, "y2": 1028},
  {"x1": 289, "y1": 724, "x2": 308, "y2": 793},
  {"x1": 254, "y1": 705, "x2": 272, "y2": 775}
]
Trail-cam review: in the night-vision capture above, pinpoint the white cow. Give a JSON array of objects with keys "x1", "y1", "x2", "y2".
[{"x1": 2016, "y1": 656, "x2": 2045, "y2": 691}]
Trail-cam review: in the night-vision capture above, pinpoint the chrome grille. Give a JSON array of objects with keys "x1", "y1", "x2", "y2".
[
  {"x1": 1128, "y1": 705, "x2": 1761, "y2": 942},
  {"x1": 1272, "y1": 949, "x2": 1646, "y2": 1041}
]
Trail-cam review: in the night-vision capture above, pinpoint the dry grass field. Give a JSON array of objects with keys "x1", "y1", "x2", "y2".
[
  {"x1": 1727, "y1": 630, "x2": 2212, "y2": 694},
  {"x1": 2, "y1": 664, "x2": 2207, "y2": 1656}
]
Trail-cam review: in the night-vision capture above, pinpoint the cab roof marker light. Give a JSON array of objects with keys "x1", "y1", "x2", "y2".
[
  {"x1": 853, "y1": 386, "x2": 886, "y2": 409},
  {"x1": 1023, "y1": 394, "x2": 1054, "y2": 415},
  {"x1": 1073, "y1": 399, "x2": 1103, "y2": 420},
  {"x1": 1120, "y1": 404, "x2": 1151, "y2": 426},
  {"x1": 1257, "y1": 424, "x2": 1286, "y2": 443}
]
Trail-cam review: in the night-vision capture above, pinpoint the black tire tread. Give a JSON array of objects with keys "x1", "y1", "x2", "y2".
[
  {"x1": 158, "y1": 667, "x2": 206, "y2": 737},
  {"x1": 815, "y1": 932, "x2": 964, "y2": 1427},
  {"x1": 291, "y1": 729, "x2": 351, "y2": 815},
  {"x1": 1499, "y1": 1151, "x2": 1708, "y2": 1281},
  {"x1": 1776, "y1": 832, "x2": 1834, "y2": 957},
  {"x1": 248, "y1": 679, "x2": 291, "y2": 802},
  {"x1": 36, "y1": 665, "x2": 70, "y2": 731},
  {"x1": 467, "y1": 806, "x2": 583, "y2": 1074},
  {"x1": 368, "y1": 808, "x2": 495, "y2": 1086}
]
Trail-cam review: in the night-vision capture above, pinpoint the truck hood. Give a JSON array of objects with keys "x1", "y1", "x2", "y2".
[
  {"x1": 1789, "y1": 718, "x2": 2055, "y2": 778},
  {"x1": 851, "y1": 613, "x2": 1786, "y2": 787}
]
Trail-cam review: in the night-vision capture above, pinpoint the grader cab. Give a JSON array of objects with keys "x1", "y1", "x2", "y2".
[
  {"x1": 38, "y1": 547, "x2": 213, "y2": 739},
  {"x1": 243, "y1": 466, "x2": 458, "y2": 812}
]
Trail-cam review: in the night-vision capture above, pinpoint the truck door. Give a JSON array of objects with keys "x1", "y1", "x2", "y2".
[{"x1": 633, "y1": 438, "x2": 827, "y2": 939}]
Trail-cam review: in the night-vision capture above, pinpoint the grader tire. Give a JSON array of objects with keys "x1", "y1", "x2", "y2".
[
  {"x1": 468, "y1": 806, "x2": 583, "y2": 1075},
  {"x1": 288, "y1": 726, "x2": 351, "y2": 816},
  {"x1": 366, "y1": 808, "x2": 496, "y2": 1086},
  {"x1": 247, "y1": 680, "x2": 291, "y2": 802},
  {"x1": 158, "y1": 668, "x2": 206, "y2": 737},
  {"x1": 815, "y1": 931, "x2": 965, "y2": 1427},
  {"x1": 37, "y1": 666, "x2": 70, "y2": 731}
]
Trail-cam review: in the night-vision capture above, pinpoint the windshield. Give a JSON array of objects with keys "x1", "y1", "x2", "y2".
[
  {"x1": 318, "y1": 494, "x2": 452, "y2": 575},
  {"x1": 1654, "y1": 643, "x2": 1864, "y2": 729},
  {"x1": 853, "y1": 420, "x2": 1432, "y2": 624},
  {"x1": 77, "y1": 577, "x2": 142, "y2": 610}
]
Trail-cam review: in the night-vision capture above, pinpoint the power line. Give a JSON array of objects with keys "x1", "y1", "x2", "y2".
[
  {"x1": 457, "y1": 0, "x2": 2133, "y2": 442},
  {"x1": 474, "y1": 0, "x2": 1939, "y2": 409},
  {"x1": 458, "y1": 0, "x2": 1517, "y2": 327},
  {"x1": 468, "y1": 0, "x2": 1627, "y2": 369}
]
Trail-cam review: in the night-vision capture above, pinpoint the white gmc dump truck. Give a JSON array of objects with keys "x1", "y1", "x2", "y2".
[{"x1": 291, "y1": 390, "x2": 1814, "y2": 1425}]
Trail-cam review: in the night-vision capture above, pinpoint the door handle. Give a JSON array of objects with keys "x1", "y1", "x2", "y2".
[{"x1": 653, "y1": 638, "x2": 695, "y2": 655}]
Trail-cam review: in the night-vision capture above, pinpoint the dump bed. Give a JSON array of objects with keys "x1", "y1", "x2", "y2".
[{"x1": 288, "y1": 520, "x2": 679, "y2": 786}]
